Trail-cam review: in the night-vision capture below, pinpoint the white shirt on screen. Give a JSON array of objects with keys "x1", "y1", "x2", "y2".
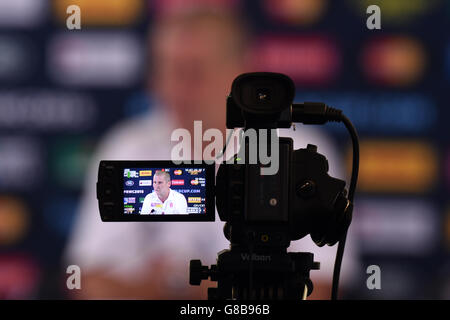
[{"x1": 141, "y1": 188, "x2": 188, "y2": 215}]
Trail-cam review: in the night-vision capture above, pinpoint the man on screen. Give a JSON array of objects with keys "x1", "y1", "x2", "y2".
[{"x1": 141, "y1": 170, "x2": 188, "y2": 215}]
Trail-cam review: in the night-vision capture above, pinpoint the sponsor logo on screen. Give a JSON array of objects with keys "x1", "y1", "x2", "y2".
[
  {"x1": 125, "y1": 180, "x2": 134, "y2": 187},
  {"x1": 124, "y1": 190, "x2": 144, "y2": 194},
  {"x1": 171, "y1": 179, "x2": 185, "y2": 186},
  {"x1": 124, "y1": 207, "x2": 135, "y2": 214},
  {"x1": 139, "y1": 170, "x2": 152, "y2": 176},
  {"x1": 124, "y1": 169, "x2": 138, "y2": 178},
  {"x1": 188, "y1": 197, "x2": 202, "y2": 204},
  {"x1": 174, "y1": 169, "x2": 182, "y2": 175},
  {"x1": 187, "y1": 207, "x2": 201, "y2": 214},
  {"x1": 123, "y1": 197, "x2": 135, "y2": 204},
  {"x1": 139, "y1": 180, "x2": 152, "y2": 186},
  {"x1": 187, "y1": 169, "x2": 202, "y2": 175},
  {"x1": 190, "y1": 179, "x2": 199, "y2": 186}
]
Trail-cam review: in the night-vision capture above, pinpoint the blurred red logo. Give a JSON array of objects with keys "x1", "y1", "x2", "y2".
[{"x1": 250, "y1": 35, "x2": 341, "y2": 86}]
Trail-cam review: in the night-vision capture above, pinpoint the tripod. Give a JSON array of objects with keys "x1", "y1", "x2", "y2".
[{"x1": 190, "y1": 247, "x2": 320, "y2": 300}]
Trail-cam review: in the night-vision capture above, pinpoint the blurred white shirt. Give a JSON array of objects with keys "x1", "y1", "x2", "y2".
[{"x1": 64, "y1": 107, "x2": 360, "y2": 292}]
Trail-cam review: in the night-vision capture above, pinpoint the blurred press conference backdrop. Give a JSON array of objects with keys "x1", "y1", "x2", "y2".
[{"x1": 0, "y1": 0, "x2": 449, "y2": 299}]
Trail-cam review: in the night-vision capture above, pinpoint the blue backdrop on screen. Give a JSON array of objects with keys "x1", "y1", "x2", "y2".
[{"x1": 123, "y1": 168, "x2": 207, "y2": 215}]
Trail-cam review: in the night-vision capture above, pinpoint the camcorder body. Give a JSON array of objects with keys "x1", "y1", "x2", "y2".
[{"x1": 97, "y1": 72, "x2": 353, "y2": 299}]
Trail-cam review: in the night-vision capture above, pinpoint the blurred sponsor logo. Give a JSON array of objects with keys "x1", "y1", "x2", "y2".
[
  {"x1": 361, "y1": 36, "x2": 426, "y2": 86},
  {"x1": 0, "y1": 90, "x2": 96, "y2": 131},
  {"x1": 264, "y1": 0, "x2": 327, "y2": 25},
  {"x1": 0, "y1": 254, "x2": 40, "y2": 299},
  {"x1": 139, "y1": 180, "x2": 152, "y2": 186},
  {"x1": 0, "y1": 196, "x2": 29, "y2": 246},
  {"x1": 190, "y1": 179, "x2": 199, "y2": 186},
  {"x1": 250, "y1": 35, "x2": 340, "y2": 86},
  {"x1": 49, "y1": 138, "x2": 95, "y2": 189},
  {"x1": 0, "y1": 0, "x2": 46, "y2": 28},
  {"x1": 139, "y1": 170, "x2": 152, "y2": 176},
  {"x1": 52, "y1": 0, "x2": 143, "y2": 26},
  {"x1": 151, "y1": 0, "x2": 237, "y2": 16},
  {"x1": 349, "y1": 140, "x2": 437, "y2": 193},
  {"x1": 0, "y1": 37, "x2": 34, "y2": 83},
  {"x1": 0, "y1": 137, "x2": 42, "y2": 191},
  {"x1": 354, "y1": 199, "x2": 439, "y2": 254},
  {"x1": 48, "y1": 32, "x2": 143, "y2": 87},
  {"x1": 298, "y1": 92, "x2": 436, "y2": 135},
  {"x1": 171, "y1": 179, "x2": 184, "y2": 186},
  {"x1": 174, "y1": 170, "x2": 182, "y2": 175},
  {"x1": 188, "y1": 197, "x2": 201, "y2": 204}
]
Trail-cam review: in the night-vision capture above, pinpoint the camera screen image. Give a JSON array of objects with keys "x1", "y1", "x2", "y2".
[{"x1": 123, "y1": 167, "x2": 208, "y2": 216}]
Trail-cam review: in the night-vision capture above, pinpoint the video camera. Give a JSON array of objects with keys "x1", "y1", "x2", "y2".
[{"x1": 97, "y1": 72, "x2": 358, "y2": 299}]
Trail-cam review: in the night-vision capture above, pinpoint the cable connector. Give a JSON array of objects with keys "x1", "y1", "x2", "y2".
[{"x1": 292, "y1": 102, "x2": 342, "y2": 124}]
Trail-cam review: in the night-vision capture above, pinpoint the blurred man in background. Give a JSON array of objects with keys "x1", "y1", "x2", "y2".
[{"x1": 65, "y1": 6, "x2": 359, "y2": 299}]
